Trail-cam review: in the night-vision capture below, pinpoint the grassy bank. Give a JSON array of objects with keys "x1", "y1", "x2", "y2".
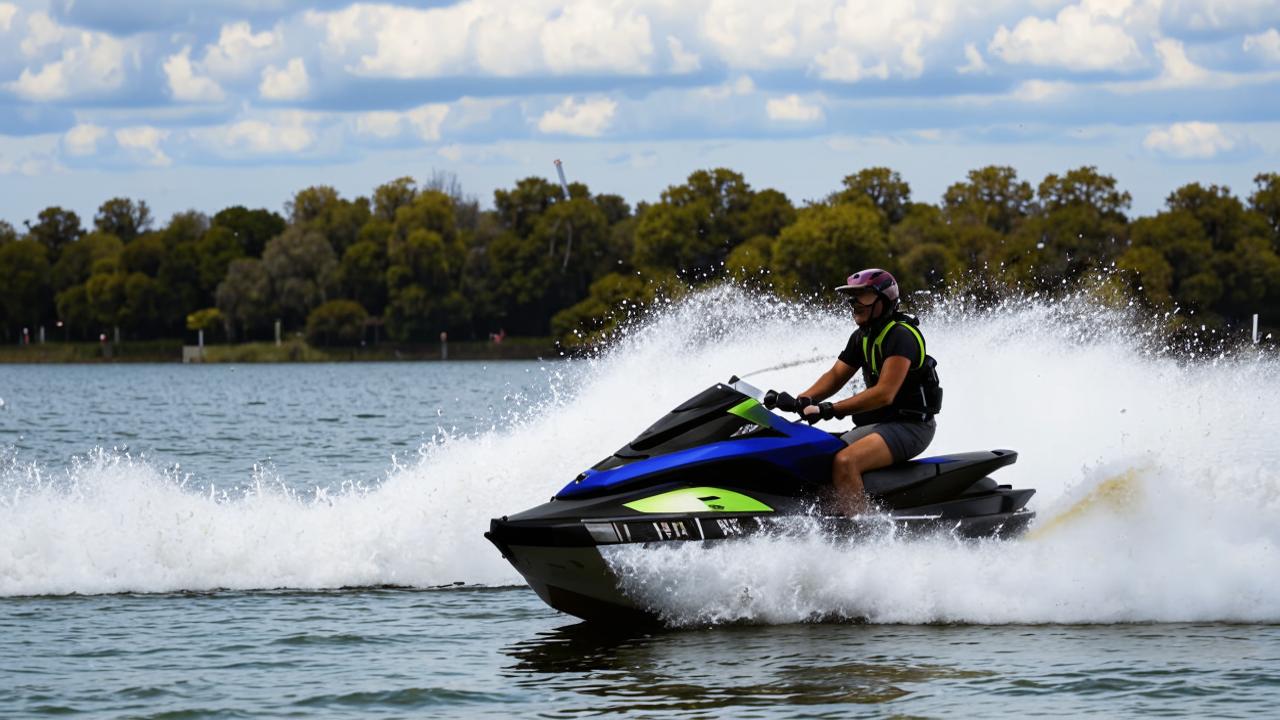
[{"x1": 0, "y1": 337, "x2": 557, "y2": 363}]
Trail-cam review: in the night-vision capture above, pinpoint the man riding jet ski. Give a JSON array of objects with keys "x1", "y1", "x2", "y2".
[{"x1": 486, "y1": 375, "x2": 1035, "y2": 622}]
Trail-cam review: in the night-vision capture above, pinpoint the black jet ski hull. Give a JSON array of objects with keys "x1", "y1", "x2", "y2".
[{"x1": 487, "y1": 508, "x2": 1035, "y2": 622}]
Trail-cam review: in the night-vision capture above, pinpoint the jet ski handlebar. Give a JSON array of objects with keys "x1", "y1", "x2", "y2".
[{"x1": 762, "y1": 389, "x2": 801, "y2": 412}]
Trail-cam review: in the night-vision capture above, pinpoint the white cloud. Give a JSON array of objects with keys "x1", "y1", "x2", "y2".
[
  {"x1": 19, "y1": 12, "x2": 64, "y2": 58},
  {"x1": 766, "y1": 94, "x2": 824, "y2": 121},
  {"x1": 163, "y1": 46, "x2": 225, "y2": 103},
  {"x1": 259, "y1": 58, "x2": 310, "y2": 101},
  {"x1": 308, "y1": 1, "x2": 653, "y2": 79},
  {"x1": 1161, "y1": 0, "x2": 1280, "y2": 33},
  {"x1": 355, "y1": 111, "x2": 403, "y2": 139},
  {"x1": 540, "y1": 3, "x2": 654, "y2": 74},
  {"x1": 115, "y1": 126, "x2": 171, "y2": 166},
  {"x1": 63, "y1": 124, "x2": 107, "y2": 156},
  {"x1": 0, "y1": 3, "x2": 17, "y2": 32},
  {"x1": 668, "y1": 35, "x2": 700, "y2": 73},
  {"x1": 700, "y1": 75, "x2": 756, "y2": 101},
  {"x1": 1244, "y1": 29, "x2": 1280, "y2": 63},
  {"x1": 7, "y1": 21, "x2": 128, "y2": 100},
  {"x1": 405, "y1": 104, "x2": 450, "y2": 141},
  {"x1": 989, "y1": 0, "x2": 1144, "y2": 71},
  {"x1": 814, "y1": 0, "x2": 952, "y2": 81},
  {"x1": 537, "y1": 96, "x2": 617, "y2": 137},
  {"x1": 437, "y1": 144, "x2": 464, "y2": 162},
  {"x1": 1013, "y1": 79, "x2": 1072, "y2": 102},
  {"x1": 209, "y1": 116, "x2": 316, "y2": 155},
  {"x1": 202, "y1": 21, "x2": 277, "y2": 80},
  {"x1": 702, "y1": 1, "x2": 827, "y2": 69},
  {"x1": 957, "y1": 42, "x2": 987, "y2": 74},
  {"x1": 1143, "y1": 121, "x2": 1234, "y2": 159},
  {"x1": 353, "y1": 103, "x2": 451, "y2": 141}
]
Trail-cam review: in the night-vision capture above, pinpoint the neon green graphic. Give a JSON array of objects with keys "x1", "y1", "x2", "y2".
[
  {"x1": 728, "y1": 398, "x2": 775, "y2": 428},
  {"x1": 624, "y1": 486, "x2": 773, "y2": 513}
]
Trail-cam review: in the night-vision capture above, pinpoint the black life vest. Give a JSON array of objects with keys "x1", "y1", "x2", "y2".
[{"x1": 851, "y1": 312, "x2": 943, "y2": 424}]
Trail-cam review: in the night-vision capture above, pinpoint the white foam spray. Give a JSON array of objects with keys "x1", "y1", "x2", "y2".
[{"x1": 1, "y1": 284, "x2": 1277, "y2": 626}]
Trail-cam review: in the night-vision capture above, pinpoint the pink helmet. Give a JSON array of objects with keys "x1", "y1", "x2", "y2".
[{"x1": 835, "y1": 268, "x2": 899, "y2": 304}]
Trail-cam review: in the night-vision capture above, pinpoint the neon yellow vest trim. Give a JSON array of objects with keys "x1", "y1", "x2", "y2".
[{"x1": 860, "y1": 320, "x2": 926, "y2": 375}]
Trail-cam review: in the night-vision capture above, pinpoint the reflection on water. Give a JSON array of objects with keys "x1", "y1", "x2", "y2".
[{"x1": 504, "y1": 621, "x2": 992, "y2": 715}]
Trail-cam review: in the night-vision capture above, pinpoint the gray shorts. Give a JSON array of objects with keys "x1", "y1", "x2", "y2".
[{"x1": 840, "y1": 419, "x2": 936, "y2": 463}]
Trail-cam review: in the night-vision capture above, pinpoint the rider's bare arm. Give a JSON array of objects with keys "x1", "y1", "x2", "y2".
[
  {"x1": 799, "y1": 360, "x2": 857, "y2": 401},
  {"x1": 831, "y1": 355, "x2": 911, "y2": 416}
]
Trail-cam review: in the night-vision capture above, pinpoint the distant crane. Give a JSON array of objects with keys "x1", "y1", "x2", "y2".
[{"x1": 553, "y1": 159, "x2": 580, "y2": 271}]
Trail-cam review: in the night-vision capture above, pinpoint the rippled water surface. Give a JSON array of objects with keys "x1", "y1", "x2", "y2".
[{"x1": 3, "y1": 289, "x2": 1279, "y2": 717}]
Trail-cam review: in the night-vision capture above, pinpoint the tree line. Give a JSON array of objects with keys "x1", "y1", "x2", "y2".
[{"x1": 1, "y1": 166, "x2": 1277, "y2": 349}]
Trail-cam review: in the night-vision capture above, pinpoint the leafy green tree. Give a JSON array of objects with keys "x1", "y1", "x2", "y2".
[
  {"x1": 121, "y1": 234, "x2": 166, "y2": 276},
  {"x1": 340, "y1": 240, "x2": 389, "y2": 317},
  {"x1": 160, "y1": 210, "x2": 210, "y2": 247},
  {"x1": 832, "y1": 167, "x2": 911, "y2": 224},
  {"x1": 261, "y1": 226, "x2": 338, "y2": 329},
  {"x1": 495, "y1": 177, "x2": 564, "y2": 236},
  {"x1": 306, "y1": 300, "x2": 368, "y2": 346},
  {"x1": 769, "y1": 201, "x2": 889, "y2": 296},
  {"x1": 211, "y1": 206, "x2": 286, "y2": 257},
  {"x1": 1116, "y1": 246, "x2": 1174, "y2": 307},
  {"x1": 84, "y1": 270, "x2": 126, "y2": 328},
  {"x1": 195, "y1": 226, "x2": 245, "y2": 294},
  {"x1": 215, "y1": 258, "x2": 273, "y2": 340},
  {"x1": 24, "y1": 206, "x2": 83, "y2": 260},
  {"x1": 1164, "y1": 183, "x2": 1263, "y2": 253},
  {"x1": 373, "y1": 177, "x2": 417, "y2": 222},
  {"x1": 1250, "y1": 173, "x2": 1280, "y2": 246},
  {"x1": 0, "y1": 220, "x2": 18, "y2": 244},
  {"x1": 593, "y1": 194, "x2": 631, "y2": 225},
  {"x1": 633, "y1": 168, "x2": 761, "y2": 274},
  {"x1": 725, "y1": 235, "x2": 774, "y2": 285},
  {"x1": 0, "y1": 240, "x2": 52, "y2": 335},
  {"x1": 51, "y1": 232, "x2": 123, "y2": 292},
  {"x1": 94, "y1": 198, "x2": 152, "y2": 242},
  {"x1": 943, "y1": 166, "x2": 1034, "y2": 234}
]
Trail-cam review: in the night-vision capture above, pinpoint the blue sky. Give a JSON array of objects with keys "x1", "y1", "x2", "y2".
[{"x1": 1, "y1": 0, "x2": 1278, "y2": 227}]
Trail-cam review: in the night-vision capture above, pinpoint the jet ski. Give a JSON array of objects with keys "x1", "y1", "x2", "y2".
[{"x1": 485, "y1": 377, "x2": 1035, "y2": 622}]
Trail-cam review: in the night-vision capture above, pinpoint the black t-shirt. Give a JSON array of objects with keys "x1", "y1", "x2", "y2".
[
  {"x1": 838, "y1": 322, "x2": 924, "y2": 387},
  {"x1": 837, "y1": 317, "x2": 931, "y2": 423}
]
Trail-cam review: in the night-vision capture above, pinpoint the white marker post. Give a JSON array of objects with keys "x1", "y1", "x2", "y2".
[{"x1": 1253, "y1": 314, "x2": 1260, "y2": 344}]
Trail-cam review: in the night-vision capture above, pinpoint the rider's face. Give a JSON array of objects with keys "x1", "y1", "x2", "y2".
[{"x1": 847, "y1": 291, "x2": 880, "y2": 325}]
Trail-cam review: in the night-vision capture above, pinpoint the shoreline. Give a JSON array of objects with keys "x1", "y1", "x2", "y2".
[{"x1": 0, "y1": 337, "x2": 559, "y2": 364}]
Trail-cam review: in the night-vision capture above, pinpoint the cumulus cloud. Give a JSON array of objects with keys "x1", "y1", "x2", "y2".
[
  {"x1": 199, "y1": 115, "x2": 317, "y2": 156},
  {"x1": 0, "y1": 3, "x2": 17, "y2": 32},
  {"x1": 667, "y1": 35, "x2": 700, "y2": 73},
  {"x1": 1013, "y1": 79, "x2": 1072, "y2": 102},
  {"x1": 63, "y1": 123, "x2": 107, "y2": 156},
  {"x1": 957, "y1": 42, "x2": 987, "y2": 74},
  {"x1": 537, "y1": 96, "x2": 617, "y2": 137},
  {"x1": 814, "y1": 0, "x2": 951, "y2": 81},
  {"x1": 699, "y1": 75, "x2": 755, "y2": 101},
  {"x1": 1143, "y1": 121, "x2": 1234, "y2": 159},
  {"x1": 1244, "y1": 29, "x2": 1280, "y2": 63},
  {"x1": 7, "y1": 18, "x2": 129, "y2": 100},
  {"x1": 202, "y1": 21, "x2": 277, "y2": 80},
  {"x1": 163, "y1": 46, "x2": 225, "y2": 103},
  {"x1": 989, "y1": 0, "x2": 1144, "y2": 72},
  {"x1": 259, "y1": 58, "x2": 310, "y2": 101},
  {"x1": 1161, "y1": 0, "x2": 1280, "y2": 33},
  {"x1": 766, "y1": 94, "x2": 824, "y2": 121},
  {"x1": 353, "y1": 103, "x2": 451, "y2": 142},
  {"x1": 115, "y1": 126, "x2": 171, "y2": 166},
  {"x1": 308, "y1": 0, "x2": 653, "y2": 78}
]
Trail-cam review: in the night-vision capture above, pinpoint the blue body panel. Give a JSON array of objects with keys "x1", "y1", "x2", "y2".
[{"x1": 556, "y1": 410, "x2": 846, "y2": 500}]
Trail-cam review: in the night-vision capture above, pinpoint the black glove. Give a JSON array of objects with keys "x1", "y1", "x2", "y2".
[{"x1": 800, "y1": 401, "x2": 836, "y2": 424}]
